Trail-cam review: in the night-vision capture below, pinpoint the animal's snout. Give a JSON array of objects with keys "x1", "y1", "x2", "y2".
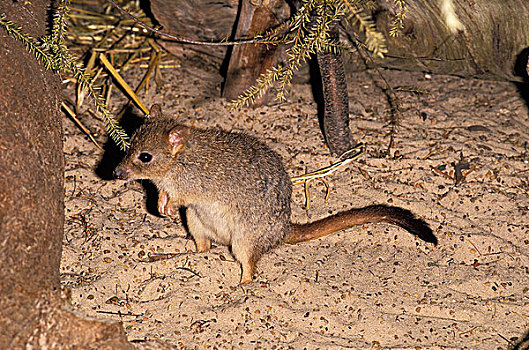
[{"x1": 114, "y1": 166, "x2": 131, "y2": 180}]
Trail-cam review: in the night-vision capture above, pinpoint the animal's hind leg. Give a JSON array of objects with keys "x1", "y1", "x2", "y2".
[
  {"x1": 231, "y1": 238, "x2": 260, "y2": 284},
  {"x1": 186, "y1": 207, "x2": 212, "y2": 253}
]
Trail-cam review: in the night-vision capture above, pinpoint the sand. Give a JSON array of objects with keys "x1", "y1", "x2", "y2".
[{"x1": 60, "y1": 65, "x2": 529, "y2": 349}]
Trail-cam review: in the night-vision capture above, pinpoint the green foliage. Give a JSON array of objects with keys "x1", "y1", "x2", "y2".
[
  {"x1": 389, "y1": 0, "x2": 406, "y2": 37},
  {"x1": 0, "y1": 13, "x2": 57, "y2": 70},
  {"x1": 344, "y1": 0, "x2": 387, "y2": 58},
  {"x1": 1, "y1": 0, "x2": 409, "y2": 131},
  {"x1": 233, "y1": 0, "x2": 347, "y2": 108},
  {"x1": 231, "y1": 0, "x2": 407, "y2": 109},
  {"x1": 0, "y1": 1, "x2": 130, "y2": 150}
]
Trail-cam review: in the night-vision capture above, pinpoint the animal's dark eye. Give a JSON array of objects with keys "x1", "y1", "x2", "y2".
[{"x1": 138, "y1": 152, "x2": 153, "y2": 163}]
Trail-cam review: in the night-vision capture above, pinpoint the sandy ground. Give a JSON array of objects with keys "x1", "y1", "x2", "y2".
[{"x1": 60, "y1": 64, "x2": 529, "y2": 349}]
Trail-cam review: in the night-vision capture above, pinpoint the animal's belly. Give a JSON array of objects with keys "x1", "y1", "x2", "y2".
[{"x1": 190, "y1": 202, "x2": 237, "y2": 245}]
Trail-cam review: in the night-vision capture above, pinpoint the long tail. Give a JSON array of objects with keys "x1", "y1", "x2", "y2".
[{"x1": 284, "y1": 205, "x2": 437, "y2": 245}]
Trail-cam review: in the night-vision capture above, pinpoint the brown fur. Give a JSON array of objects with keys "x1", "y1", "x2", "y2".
[{"x1": 115, "y1": 105, "x2": 436, "y2": 284}]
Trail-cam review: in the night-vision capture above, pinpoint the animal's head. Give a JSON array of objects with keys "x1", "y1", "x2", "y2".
[{"x1": 114, "y1": 104, "x2": 191, "y2": 181}]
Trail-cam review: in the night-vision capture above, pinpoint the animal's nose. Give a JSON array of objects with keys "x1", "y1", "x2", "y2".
[{"x1": 114, "y1": 166, "x2": 130, "y2": 180}]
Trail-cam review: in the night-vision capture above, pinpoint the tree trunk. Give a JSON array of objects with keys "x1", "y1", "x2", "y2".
[
  {"x1": 222, "y1": 0, "x2": 290, "y2": 106},
  {"x1": 0, "y1": 1, "x2": 132, "y2": 348},
  {"x1": 149, "y1": 0, "x2": 238, "y2": 65},
  {"x1": 372, "y1": 0, "x2": 529, "y2": 81},
  {"x1": 317, "y1": 26, "x2": 355, "y2": 155}
]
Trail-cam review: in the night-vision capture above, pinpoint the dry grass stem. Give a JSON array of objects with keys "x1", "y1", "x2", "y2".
[{"x1": 292, "y1": 144, "x2": 365, "y2": 209}]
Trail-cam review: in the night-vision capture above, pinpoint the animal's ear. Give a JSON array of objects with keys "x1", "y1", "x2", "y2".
[
  {"x1": 168, "y1": 126, "x2": 190, "y2": 157},
  {"x1": 148, "y1": 104, "x2": 163, "y2": 119}
]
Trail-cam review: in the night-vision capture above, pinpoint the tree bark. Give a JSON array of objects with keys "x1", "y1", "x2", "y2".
[
  {"x1": 223, "y1": 0, "x2": 290, "y2": 106},
  {"x1": 149, "y1": 0, "x2": 238, "y2": 64},
  {"x1": 317, "y1": 26, "x2": 355, "y2": 155},
  {"x1": 0, "y1": 1, "x2": 132, "y2": 348},
  {"x1": 373, "y1": 0, "x2": 529, "y2": 81}
]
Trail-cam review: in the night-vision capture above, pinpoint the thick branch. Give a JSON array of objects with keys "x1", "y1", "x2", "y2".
[{"x1": 317, "y1": 26, "x2": 355, "y2": 155}]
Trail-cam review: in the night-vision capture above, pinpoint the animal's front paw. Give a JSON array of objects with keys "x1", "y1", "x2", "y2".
[
  {"x1": 165, "y1": 201, "x2": 178, "y2": 217},
  {"x1": 158, "y1": 191, "x2": 179, "y2": 218},
  {"x1": 157, "y1": 191, "x2": 168, "y2": 216}
]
